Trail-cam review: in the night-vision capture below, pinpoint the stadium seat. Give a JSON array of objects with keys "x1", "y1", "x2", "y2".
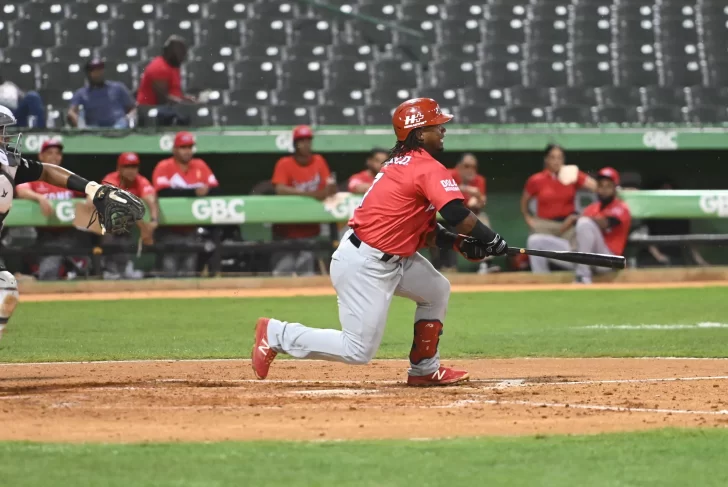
[
  {"x1": 414, "y1": 87, "x2": 459, "y2": 105},
  {"x1": 279, "y1": 60, "x2": 325, "y2": 89},
  {"x1": 96, "y1": 46, "x2": 145, "y2": 63},
  {"x1": 323, "y1": 85, "x2": 367, "y2": 105},
  {"x1": 107, "y1": 20, "x2": 151, "y2": 48},
  {"x1": 232, "y1": 60, "x2": 279, "y2": 90},
  {"x1": 686, "y1": 105, "x2": 728, "y2": 124},
  {"x1": 189, "y1": 105, "x2": 215, "y2": 127},
  {"x1": 598, "y1": 86, "x2": 642, "y2": 107},
  {"x1": 461, "y1": 86, "x2": 507, "y2": 107},
  {"x1": 444, "y1": 2, "x2": 485, "y2": 20},
  {"x1": 185, "y1": 61, "x2": 230, "y2": 92},
  {"x1": 245, "y1": 20, "x2": 288, "y2": 46},
  {"x1": 2, "y1": 46, "x2": 46, "y2": 63},
  {"x1": 275, "y1": 86, "x2": 320, "y2": 106},
  {"x1": 330, "y1": 44, "x2": 375, "y2": 60},
  {"x1": 347, "y1": 20, "x2": 394, "y2": 46},
  {"x1": 503, "y1": 106, "x2": 547, "y2": 124},
  {"x1": 572, "y1": 59, "x2": 614, "y2": 87},
  {"x1": 60, "y1": 20, "x2": 105, "y2": 47},
  {"x1": 20, "y1": 2, "x2": 67, "y2": 21},
  {"x1": 0, "y1": 22, "x2": 8, "y2": 48},
  {"x1": 39, "y1": 62, "x2": 86, "y2": 91},
  {"x1": 37, "y1": 88, "x2": 74, "y2": 110},
  {"x1": 328, "y1": 60, "x2": 373, "y2": 90},
  {"x1": 159, "y1": 1, "x2": 205, "y2": 20},
  {"x1": 206, "y1": 1, "x2": 253, "y2": 19},
  {"x1": 199, "y1": 20, "x2": 244, "y2": 47},
  {"x1": 550, "y1": 105, "x2": 593, "y2": 124},
  {"x1": 113, "y1": 3, "x2": 160, "y2": 20},
  {"x1": 507, "y1": 86, "x2": 551, "y2": 107},
  {"x1": 0, "y1": 4, "x2": 21, "y2": 22},
  {"x1": 315, "y1": 106, "x2": 361, "y2": 125},
  {"x1": 0, "y1": 62, "x2": 36, "y2": 91},
  {"x1": 524, "y1": 60, "x2": 568, "y2": 87},
  {"x1": 68, "y1": 3, "x2": 113, "y2": 20},
  {"x1": 373, "y1": 60, "x2": 421, "y2": 89},
  {"x1": 291, "y1": 19, "x2": 335, "y2": 46},
  {"x1": 251, "y1": 2, "x2": 300, "y2": 20},
  {"x1": 434, "y1": 43, "x2": 480, "y2": 62},
  {"x1": 641, "y1": 105, "x2": 685, "y2": 124},
  {"x1": 400, "y1": 3, "x2": 444, "y2": 21},
  {"x1": 217, "y1": 105, "x2": 265, "y2": 126},
  {"x1": 552, "y1": 87, "x2": 598, "y2": 107},
  {"x1": 385, "y1": 43, "x2": 434, "y2": 63},
  {"x1": 640, "y1": 86, "x2": 686, "y2": 108},
  {"x1": 362, "y1": 104, "x2": 394, "y2": 125},
  {"x1": 267, "y1": 105, "x2": 313, "y2": 126},
  {"x1": 595, "y1": 106, "x2": 640, "y2": 124},
  {"x1": 228, "y1": 88, "x2": 271, "y2": 106},
  {"x1": 284, "y1": 44, "x2": 329, "y2": 62},
  {"x1": 457, "y1": 105, "x2": 502, "y2": 124},
  {"x1": 430, "y1": 60, "x2": 478, "y2": 89},
  {"x1": 367, "y1": 87, "x2": 413, "y2": 107},
  {"x1": 153, "y1": 19, "x2": 195, "y2": 47},
  {"x1": 440, "y1": 20, "x2": 484, "y2": 44},
  {"x1": 106, "y1": 61, "x2": 135, "y2": 90},
  {"x1": 685, "y1": 86, "x2": 728, "y2": 108},
  {"x1": 479, "y1": 60, "x2": 523, "y2": 87},
  {"x1": 13, "y1": 20, "x2": 58, "y2": 48}
]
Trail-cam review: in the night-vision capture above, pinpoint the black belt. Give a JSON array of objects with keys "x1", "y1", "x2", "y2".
[{"x1": 349, "y1": 234, "x2": 396, "y2": 262}]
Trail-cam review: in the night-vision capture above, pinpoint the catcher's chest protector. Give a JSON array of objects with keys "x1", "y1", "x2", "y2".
[{"x1": 0, "y1": 149, "x2": 17, "y2": 228}]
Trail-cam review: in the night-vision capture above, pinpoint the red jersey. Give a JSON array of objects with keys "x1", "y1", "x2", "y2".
[
  {"x1": 136, "y1": 56, "x2": 183, "y2": 105},
  {"x1": 349, "y1": 150, "x2": 464, "y2": 257},
  {"x1": 525, "y1": 169, "x2": 588, "y2": 220},
  {"x1": 16, "y1": 181, "x2": 80, "y2": 200},
  {"x1": 582, "y1": 199, "x2": 632, "y2": 255},
  {"x1": 348, "y1": 169, "x2": 375, "y2": 193},
  {"x1": 451, "y1": 169, "x2": 486, "y2": 196},
  {"x1": 103, "y1": 171, "x2": 156, "y2": 199},
  {"x1": 271, "y1": 154, "x2": 331, "y2": 239},
  {"x1": 152, "y1": 158, "x2": 219, "y2": 190}
]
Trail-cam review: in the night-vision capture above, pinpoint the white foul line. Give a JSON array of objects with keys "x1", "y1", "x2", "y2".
[{"x1": 446, "y1": 398, "x2": 728, "y2": 416}]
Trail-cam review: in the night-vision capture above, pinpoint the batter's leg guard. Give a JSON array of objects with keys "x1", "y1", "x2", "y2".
[
  {"x1": 0, "y1": 271, "x2": 18, "y2": 341},
  {"x1": 409, "y1": 319, "x2": 443, "y2": 365}
]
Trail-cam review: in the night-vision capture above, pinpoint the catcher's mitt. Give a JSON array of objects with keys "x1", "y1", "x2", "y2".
[{"x1": 88, "y1": 185, "x2": 146, "y2": 235}]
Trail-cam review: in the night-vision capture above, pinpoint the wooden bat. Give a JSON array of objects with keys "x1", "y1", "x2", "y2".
[{"x1": 507, "y1": 247, "x2": 626, "y2": 269}]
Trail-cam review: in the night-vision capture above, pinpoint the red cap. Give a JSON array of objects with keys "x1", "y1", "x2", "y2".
[
  {"x1": 117, "y1": 152, "x2": 140, "y2": 167},
  {"x1": 292, "y1": 125, "x2": 313, "y2": 141},
  {"x1": 392, "y1": 98, "x2": 453, "y2": 141},
  {"x1": 40, "y1": 139, "x2": 64, "y2": 153},
  {"x1": 597, "y1": 167, "x2": 620, "y2": 186},
  {"x1": 174, "y1": 131, "x2": 196, "y2": 148}
]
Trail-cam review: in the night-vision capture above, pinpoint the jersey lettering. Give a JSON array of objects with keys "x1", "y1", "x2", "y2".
[{"x1": 358, "y1": 172, "x2": 384, "y2": 208}]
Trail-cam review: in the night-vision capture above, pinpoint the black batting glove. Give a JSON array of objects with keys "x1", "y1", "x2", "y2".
[
  {"x1": 453, "y1": 235, "x2": 489, "y2": 262},
  {"x1": 484, "y1": 233, "x2": 508, "y2": 256}
]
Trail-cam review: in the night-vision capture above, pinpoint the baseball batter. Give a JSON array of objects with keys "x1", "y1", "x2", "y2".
[
  {"x1": 0, "y1": 106, "x2": 145, "y2": 341},
  {"x1": 252, "y1": 98, "x2": 509, "y2": 386}
]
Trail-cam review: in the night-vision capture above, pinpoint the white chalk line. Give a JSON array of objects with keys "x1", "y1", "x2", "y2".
[
  {"x1": 2, "y1": 356, "x2": 728, "y2": 367},
  {"x1": 580, "y1": 322, "x2": 728, "y2": 330},
  {"x1": 439, "y1": 397, "x2": 728, "y2": 416}
]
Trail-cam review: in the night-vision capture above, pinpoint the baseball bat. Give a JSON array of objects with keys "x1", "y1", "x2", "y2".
[{"x1": 507, "y1": 247, "x2": 626, "y2": 269}]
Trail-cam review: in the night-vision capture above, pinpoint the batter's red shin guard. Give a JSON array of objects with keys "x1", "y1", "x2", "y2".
[{"x1": 409, "y1": 320, "x2": 443, "y2": 365}]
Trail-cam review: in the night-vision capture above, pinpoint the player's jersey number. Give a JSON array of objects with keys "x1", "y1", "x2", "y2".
[{"x1": 358, "y1": 172, "x2": 384, "y2": 208}]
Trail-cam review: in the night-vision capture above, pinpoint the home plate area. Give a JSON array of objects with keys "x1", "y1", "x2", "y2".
[{"x1": 1, "y1": 358, "x2": 727, "y2": 442}]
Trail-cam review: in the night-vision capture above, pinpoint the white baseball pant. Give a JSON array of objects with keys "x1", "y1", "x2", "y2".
[
  {"x1": 527, "y1": 217, "x2": 613, "y2": 279},
  {"x1": 266, "y1": 228, "x2": 450, "y2": 377}
]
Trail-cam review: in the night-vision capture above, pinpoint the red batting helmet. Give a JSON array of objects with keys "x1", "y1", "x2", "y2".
[
  {"x1": 292, "y1": 125, "x2": 313, "y2": 141},
  {"x1": 597, "y1": 167, "x2": 620, "y2": 186},
  {"x1": 392, "y1": 98, "x2": 453, "y2": 142}
]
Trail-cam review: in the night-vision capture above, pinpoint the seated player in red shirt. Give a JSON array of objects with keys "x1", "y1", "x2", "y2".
[
  {"x1": 252, "y1": 98, "x2": 510, "y2": 387},
  {"x1": 152, "y1": 131, "x2": 219, "y2": 277},
  {"x1": 16, "y1": 140, "x2": 90, "y2": 280},
  {"x1": 270, "y1": 125, "x2": 337, "y2": 276},
  {"x1": 521, "y1": 144, "x2": 597, "y2": 238},
  {"x1": 527, "y1": 167, "x2": 631, "y2": 284},
  {"x1": 100, "y1": 152, "x2": 159, "y2": 279},
  {"x1": 347, "y1": 148, "x2": 388, "y2": 194}
]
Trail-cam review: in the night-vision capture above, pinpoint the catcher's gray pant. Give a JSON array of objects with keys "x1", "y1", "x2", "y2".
[
  {"x1": 0, "y1": 270, "x2": 18, "y2": 341},
  {"x1": 266, "y1": 228, "x2": 450, "y2": 376},
  {"x1": 528, "y1": 217, "x2": 613, "y2": 279}
]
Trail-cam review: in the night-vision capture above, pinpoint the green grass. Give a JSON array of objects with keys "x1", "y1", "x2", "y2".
[
  {"x1": 1, "y1": 429, "x2": 728, "y2": 486},
  {"x1": 2, "y1": 287, "x2": 728, "y2": 362}
]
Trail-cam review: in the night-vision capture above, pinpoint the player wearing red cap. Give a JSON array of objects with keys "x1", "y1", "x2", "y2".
[
  {"x1": 270, "y1": 125, "x2": 337, "y2": 276},
  {"x1": 347, "y1": 148, "x2": 389, "y2": 194},
  {"x1": 253, "y1": 98, "x2": 509, "y2": 386},
  {"x1": 101, "y1": 153, "x2": 159, "y2": 279},
  {"x1": 527, "y1": 167, "x2": 631, "y2": 283},
  {"x1": 16, "y1": 140, "x2": 91, "y2": 280},
  {"x1": 152, "y1": 131, "x2": 219, "y2": 276}
]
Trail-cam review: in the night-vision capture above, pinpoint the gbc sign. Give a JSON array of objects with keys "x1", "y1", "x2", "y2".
[
  {"x1": 23, "y1": 135, "x2": 63, "y2": 153},
  {"x1": 54, "y1": 201, "x2": 75, "y2": 222},
  {"x1": 191, "y1": 198, "x2": 245, "y2": 224},
  {"x1": 699, "y1": 194, "x2": 728, "y2": 218},
  {"x1": 642, "y1": 131, "x2": 678, "y2": 150}
]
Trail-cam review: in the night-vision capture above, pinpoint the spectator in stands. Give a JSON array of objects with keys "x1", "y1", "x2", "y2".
[
  {"x1": 152, "y1": 131, "x2": 219, "y2": 277},
  {"x1": 67, "y1": 59, "x2": 136, "y2": 129},
  {"x1": 271, "y1": 125, "x2": 336, "y2": 276},
  {"x1": 0, "y1": 75, "x2": 45, "y2": 128},
  {"x1": 15, "y1": 140, "x2": 89, "y2": 280},
  {"x1": 639, "y1": 178, "x2": 710, "y2": 267},
  {"x1": 527, "y1": 167, "x2": 631, "y2": 284},
  {"x1": 521, "y1": 144, "x2": 597, "y2": 241},
  {"x1": 347, "y1": 148, "x2": 388, "y2": 194},
  {"x1": 137, "y1": 36, "x2": 196, "y2": 126},
  {"x1": 101, "y1": 152, "x2": 158, "y2": 279}
]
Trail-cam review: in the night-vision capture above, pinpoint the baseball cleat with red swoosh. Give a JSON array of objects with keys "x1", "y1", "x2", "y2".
[
  {"x1": 407, "y1": 366, "x2": 470, "y2": 387},
  {"x1": 251, "y1": 317, "x2": 277, "y2": 380}
]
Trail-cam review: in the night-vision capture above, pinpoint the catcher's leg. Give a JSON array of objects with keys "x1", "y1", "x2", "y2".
[
  {"x1": 0, "y1": 270, "x2": 19, "y2": 341},
  {"x1": 394, "y1": 252, "x2": 451, "y2": 377},
  {"x1": 265, "y1": 230, "x2": 401, "y2": 365}
]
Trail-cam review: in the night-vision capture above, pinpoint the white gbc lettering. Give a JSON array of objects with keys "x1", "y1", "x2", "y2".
[{"x1": 192, "y1": 199, "x2": 246, "y2": 224}]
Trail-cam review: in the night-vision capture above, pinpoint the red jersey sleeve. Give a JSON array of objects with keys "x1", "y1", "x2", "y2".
[
  {"x1": 16, "y1": 182, "x2": 35, "y2": 193},
  {"x1": 475, "y1": 175, "x2": 486, "y2": 196},
  {"x1": 415, "y1": 164, "x2": 465, "y2": 211},
  {"x1": 317, "y1": 156, "x2": 331, "y2": 189},
  {"x1": 524, "y1": 173, "x2": 541, "y2": 195},
  {"x1": 607, "y1": 202, "x2": 631, "y2": 228},
  {"x1": 271, "y1": 158, "x2": 291, "y2": 186},
  {"x1": 138, "y1": 176, "x2": 156, "y2": 197},
  {"x1": 152, "y1": 160, "x2": 171, "y2": 190},
  {"x1": 576, "y1": 170, "x2": 588, "y2": 187},
  {"x1": 197, "y1": 160, "x2": 219, "y2": 187}
]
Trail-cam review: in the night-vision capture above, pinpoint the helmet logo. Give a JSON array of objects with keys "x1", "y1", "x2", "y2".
[{"x1": 403, "y1": 112, "x2": 425, "y2": 128}]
